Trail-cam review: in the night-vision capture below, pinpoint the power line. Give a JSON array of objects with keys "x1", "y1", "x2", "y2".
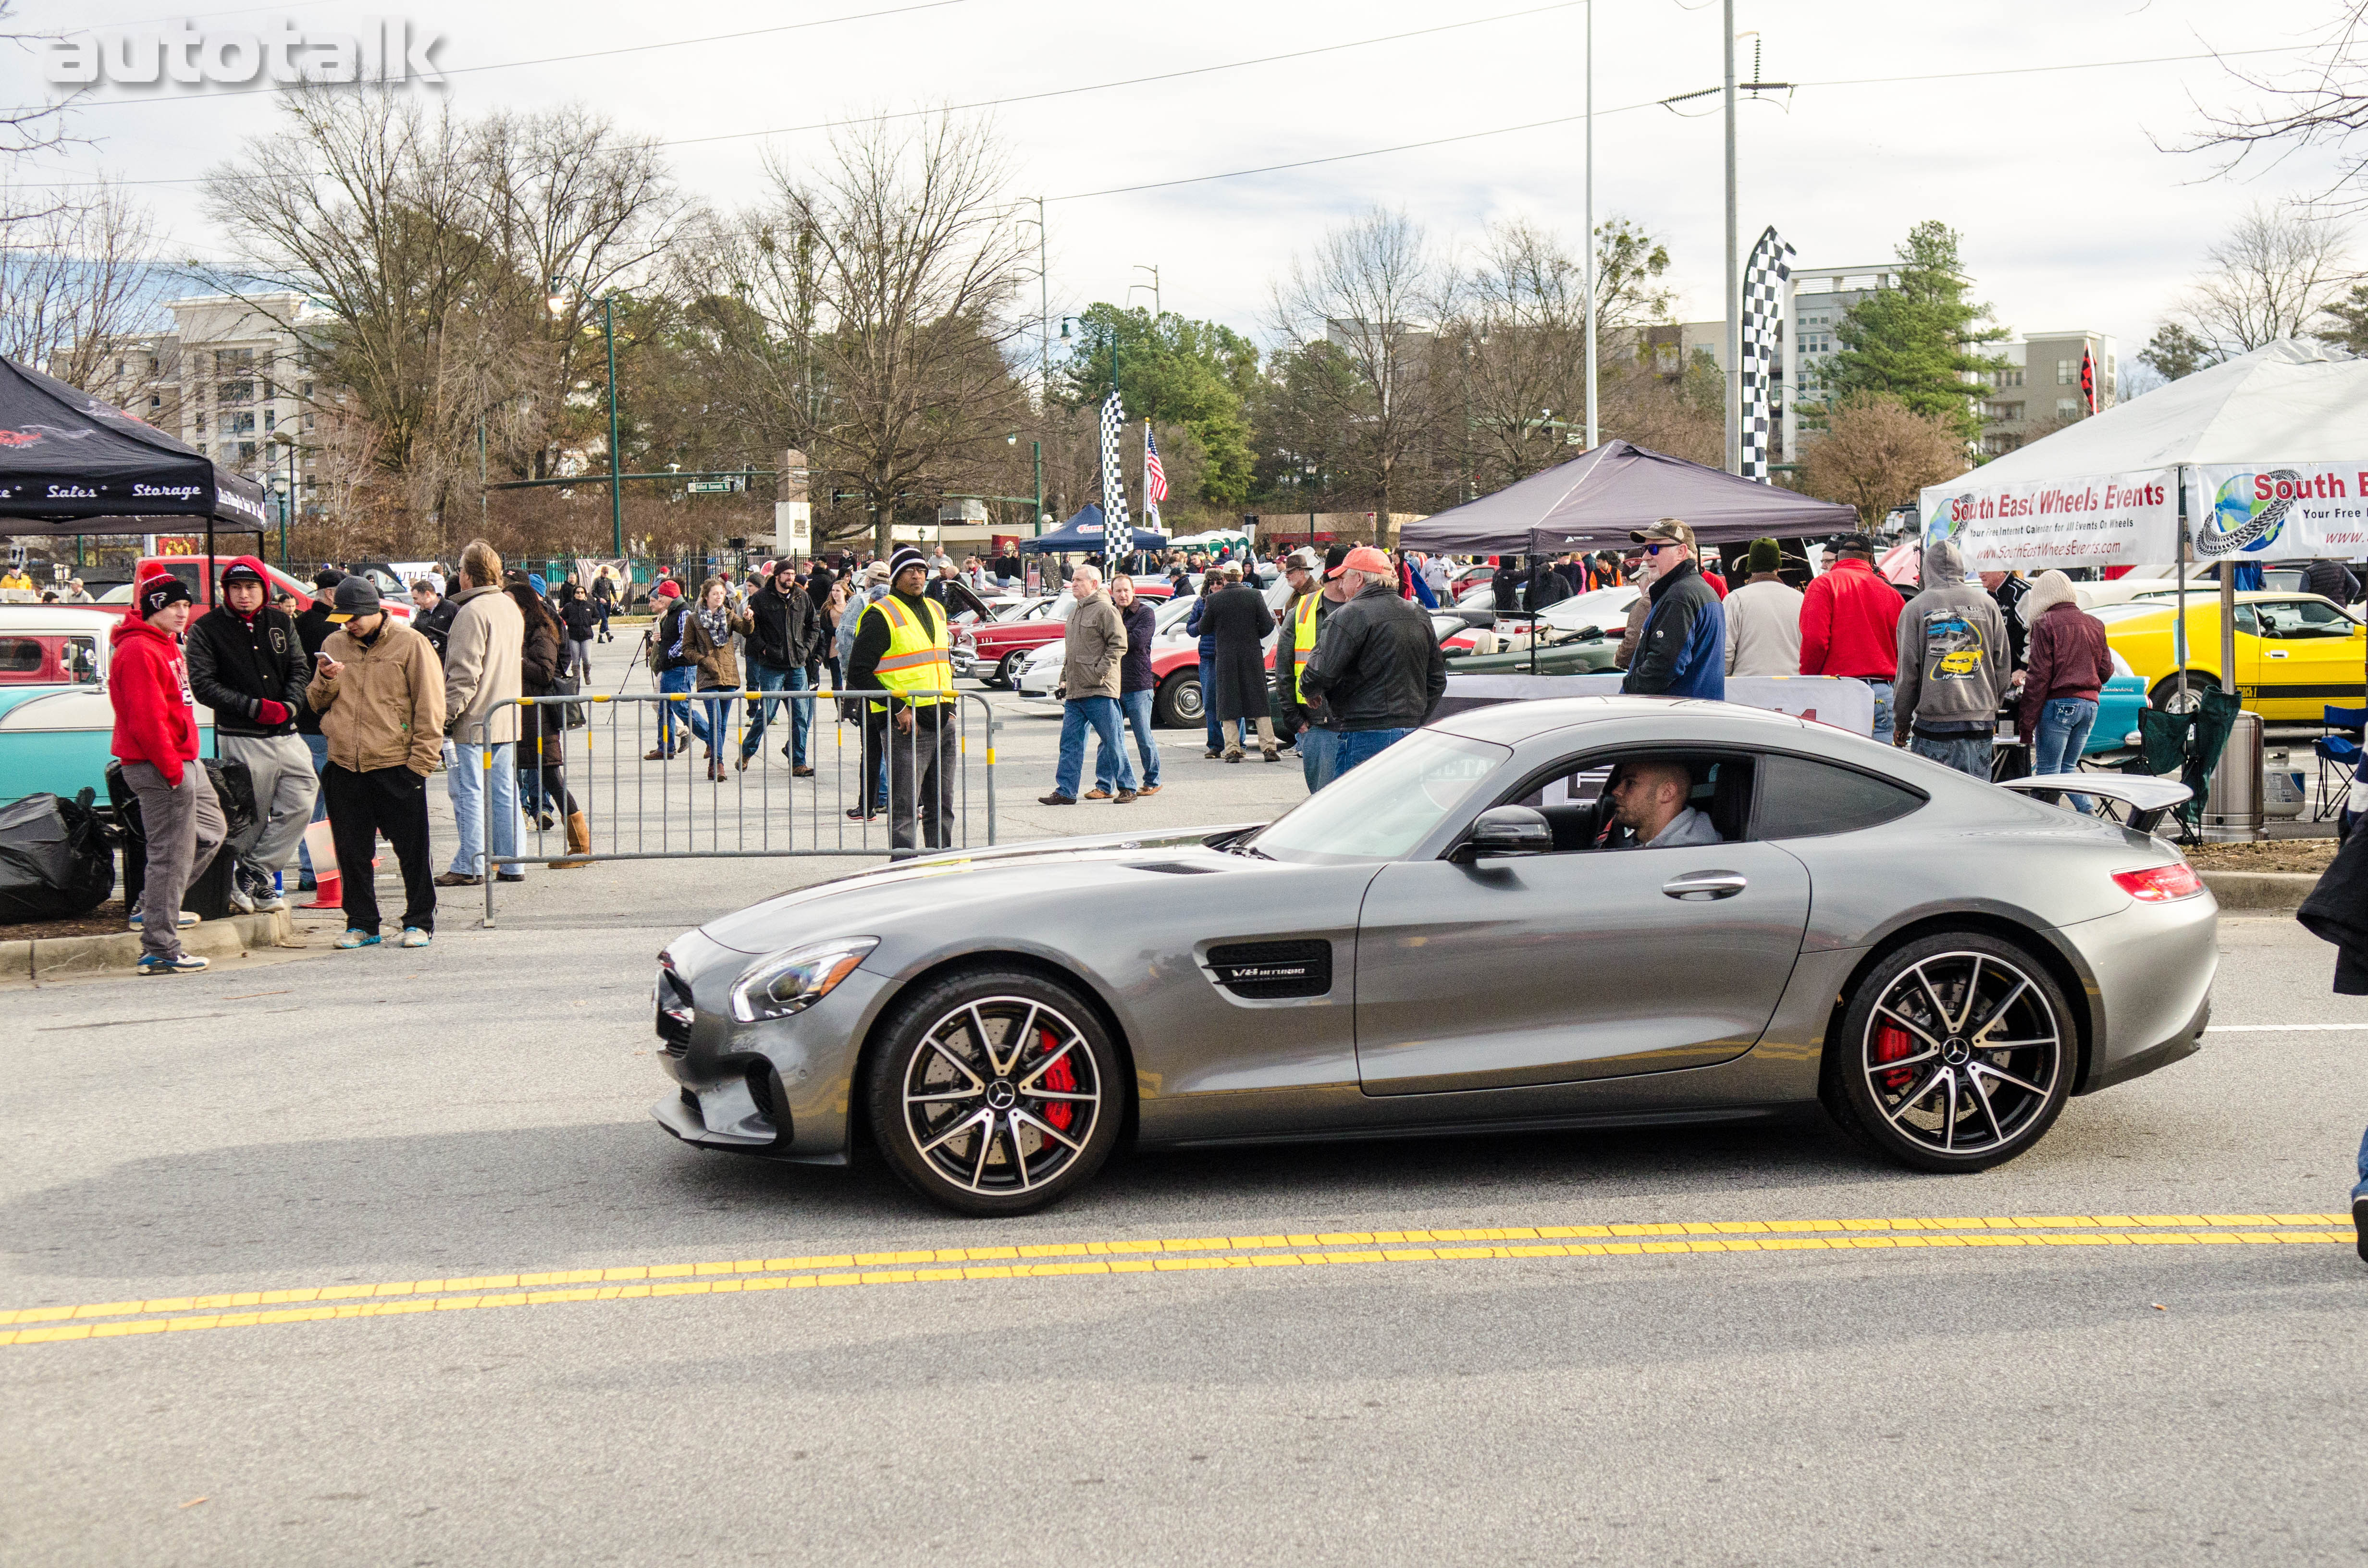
[{"x1": 1047, "y1": 42, "x2": 2313, "y2": 202}]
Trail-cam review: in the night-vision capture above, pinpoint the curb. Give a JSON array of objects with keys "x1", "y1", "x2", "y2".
[
  {"x1": 2196, "y1": 870, "x2": 2319, "y2": 914},
  {"x1": 0, "y1": 908, "x2": 301, "y2": 981}
]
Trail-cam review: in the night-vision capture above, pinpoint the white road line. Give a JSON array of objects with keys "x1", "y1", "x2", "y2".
[{"x1": 2205, "y1": 1023, "x2": 2368, "y2": 1032}]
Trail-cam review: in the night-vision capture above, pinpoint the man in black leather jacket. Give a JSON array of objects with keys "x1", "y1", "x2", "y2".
[
  {"x1": 1301, "y1": 545, "x2": 1447, "y2": 777},
  {"x1": 738, "y1": 559, "x2": 821, "y2": 775}
]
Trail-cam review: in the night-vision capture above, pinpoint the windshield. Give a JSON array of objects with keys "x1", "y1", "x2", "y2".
[{"x1": 1248, "y1": 731, "x2": 1508, "y2": 864}]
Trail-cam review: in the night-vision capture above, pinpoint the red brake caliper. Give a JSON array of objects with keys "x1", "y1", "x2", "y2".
[
  {"x1": 1036, "y1": 1027, "x2": 1076, "y2": 1131},
  {"x1": 1873, "y1": 1022, "x2": 1914, "y2": 1092}
]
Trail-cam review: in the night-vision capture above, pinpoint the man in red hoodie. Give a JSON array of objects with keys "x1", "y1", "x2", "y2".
[
  {"x1": 110, "y1": 572, "x2": 227, "y2": 974},
  {"x1": 1799, "y1": 532, "x2": 1905, "y2": 742}
]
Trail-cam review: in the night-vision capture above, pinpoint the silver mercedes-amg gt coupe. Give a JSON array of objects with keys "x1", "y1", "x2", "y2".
[{"x1": 652, "y1": 697, "x2": 2215, "y2": 1215}]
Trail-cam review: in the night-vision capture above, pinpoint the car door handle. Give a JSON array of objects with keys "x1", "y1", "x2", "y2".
[{"x1": 1662, "y1": 870, "x2": 1747, "y2": 900}]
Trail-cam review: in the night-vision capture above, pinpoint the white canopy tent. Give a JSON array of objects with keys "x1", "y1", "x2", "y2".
[
  {"x1": 1918, "y1": 339, "x2": 2368, "y2": 701},
  {"x1": 1166, "y1": 528, "x2": 1252, "y2": 551}
]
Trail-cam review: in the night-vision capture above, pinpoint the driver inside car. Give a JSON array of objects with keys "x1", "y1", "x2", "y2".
[{"x1": 1603, "y1": 757, "x2": 1723, "y2": 850}]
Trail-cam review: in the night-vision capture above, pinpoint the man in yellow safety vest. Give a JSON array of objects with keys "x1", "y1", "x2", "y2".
[
  {"x1": 1273, "y1": 545, "x2": 1349, "y2": 792},
  {"x1": 843, "y1": 546, "x2": 956, "y2": 851}
]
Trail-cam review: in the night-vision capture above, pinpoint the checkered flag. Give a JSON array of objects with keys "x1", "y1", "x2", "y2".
[
  {"x1": 1739, "y1": 226, "x2": 1794, "y2": 483},
  {"x1": 1098, "y1": 389, "x2": 1130, "y2": 562}
]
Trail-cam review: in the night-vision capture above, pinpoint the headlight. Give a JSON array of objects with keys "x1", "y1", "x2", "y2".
[{"x1": 729, "y1": 937, "x2": 878, "y2": 1023}]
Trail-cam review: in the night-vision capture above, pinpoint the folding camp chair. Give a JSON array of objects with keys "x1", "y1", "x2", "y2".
[
  {"x1": 2314, "y1": 704, "x2": 2367, "y2": 822},
  {"x1": 2135, "y1": 688, "x2": 2242, "y2": 840}
]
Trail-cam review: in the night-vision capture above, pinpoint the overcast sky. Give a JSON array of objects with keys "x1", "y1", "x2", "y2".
[{"x1": 12, "y1": 0, "x2": 2361, "y2": 365}]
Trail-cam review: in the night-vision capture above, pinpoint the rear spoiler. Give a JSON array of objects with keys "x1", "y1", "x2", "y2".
[{"x1": 1997, "y1": 773, "x2": 2190, "y2": 835}]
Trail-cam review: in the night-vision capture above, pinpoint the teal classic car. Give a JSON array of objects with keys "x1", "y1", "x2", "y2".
[{"x1": 0, "y1": 607, "x2": 214, "y2": 805}]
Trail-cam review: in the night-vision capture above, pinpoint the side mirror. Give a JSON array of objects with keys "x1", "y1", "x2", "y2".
[{"x1": 1454, "y1": 804, "x2": 1553, "y2": 862}]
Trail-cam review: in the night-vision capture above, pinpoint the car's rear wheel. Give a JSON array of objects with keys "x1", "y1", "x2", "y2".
[
  {"x1": 993, "y1": 650, "x2": 1026, "y2": 689},
  {"x1": 2147, "y1": 674, "x2": 2209, "y2": 714},
  {"x1": 1153, "y1": 669, "x2": 1202, "y2": 728},
  {"x1": 1822, "y1": 933, "x2": 2072, "y2": 1173},
  {"x1": 866, "y1": 968, "x2": 1122, "y2": 1215}
]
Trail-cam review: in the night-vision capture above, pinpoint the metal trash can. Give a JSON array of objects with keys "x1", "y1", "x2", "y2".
[{"x1": 2202, "y1": 709, "x2": 2265, "y2": 842}]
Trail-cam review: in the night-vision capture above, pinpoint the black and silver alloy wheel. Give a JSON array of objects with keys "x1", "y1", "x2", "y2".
[
  {"x1": 869, "y1": 969, "x2": 1123, "y2": 1214},
  {"x1": 1825, "y1": 933, "x2": 2073, "y2": 1173}
]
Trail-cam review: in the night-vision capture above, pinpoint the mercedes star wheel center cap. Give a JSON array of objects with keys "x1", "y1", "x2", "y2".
[
  {"x1": 1942, "y1": 1039, "x2": 1972, "y2": 1065},
  {"x1": 986, "y1": 1081, "x2": 1018, "y2": 1110}
]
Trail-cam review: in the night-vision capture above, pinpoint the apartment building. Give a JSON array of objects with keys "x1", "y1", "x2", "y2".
[{"x1": 1978, "y1": 331, "x2": 2116, "y2": 456}]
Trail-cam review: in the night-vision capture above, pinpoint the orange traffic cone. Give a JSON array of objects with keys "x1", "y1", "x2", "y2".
[{"x1": 303, "y1": 870, "x2": 342, "y2": 908}]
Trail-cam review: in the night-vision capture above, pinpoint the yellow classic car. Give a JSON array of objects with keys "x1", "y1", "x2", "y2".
[{"x1": 2092, "y1": 592, "x2": 2366, "y2": 719}]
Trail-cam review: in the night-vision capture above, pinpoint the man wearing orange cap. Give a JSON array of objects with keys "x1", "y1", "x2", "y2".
[{"x1": 1299, "y1": 544, "x2": 1447, "y2": 777}]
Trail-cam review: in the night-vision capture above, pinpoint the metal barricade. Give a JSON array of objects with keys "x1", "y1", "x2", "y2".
[{"x1": 459, "y1": 686, "x2": 998, "y2": 925}]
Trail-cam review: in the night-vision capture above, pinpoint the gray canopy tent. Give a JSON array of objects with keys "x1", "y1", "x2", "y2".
[{"x1": 1400, "y1": 439, "x2": 1858, "y2": 553}]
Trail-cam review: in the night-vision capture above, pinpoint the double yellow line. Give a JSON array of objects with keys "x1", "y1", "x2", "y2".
[{"x1": 4, "y1": 1213, "x2": 2350, "y2": 1348}]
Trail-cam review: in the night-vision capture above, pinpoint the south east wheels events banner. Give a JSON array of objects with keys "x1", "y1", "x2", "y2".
[
  {"x1": 2183, "y1": 462, "x2": 2368, "y2": 564},
  {"x1": 1917, "y1": 470, "x2": 2177, "y2": 570}
]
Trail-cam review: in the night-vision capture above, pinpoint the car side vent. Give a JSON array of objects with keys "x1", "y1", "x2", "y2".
[
  {"x1": 1206, "y1": 940, "x2": 1332, "y2": 999},
  {"x1": 1135, "y1": 860, "x2": 1221, "y2": 875}
]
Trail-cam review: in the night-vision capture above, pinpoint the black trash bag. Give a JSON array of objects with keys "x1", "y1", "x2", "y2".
[
  {"x1": 0, "y1": 787, "x2": 116, "y2": 922},
  {"x1": 106, "y1": 757, "x2": 262, "y2": 921}
]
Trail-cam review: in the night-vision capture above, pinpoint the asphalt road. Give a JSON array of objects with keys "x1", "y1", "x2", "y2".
[{"x1": 3, "y1": 637, "x2": 2365, "y2": 1566}]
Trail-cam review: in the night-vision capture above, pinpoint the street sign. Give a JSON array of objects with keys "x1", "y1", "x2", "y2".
[{"x1": 686, "y1": 479, "x2": 737, "y2": 494}]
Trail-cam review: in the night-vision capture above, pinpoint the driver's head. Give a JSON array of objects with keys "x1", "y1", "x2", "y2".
[{"x1": 1605, "y1": 758, "x2": 1694, "y2": 840}]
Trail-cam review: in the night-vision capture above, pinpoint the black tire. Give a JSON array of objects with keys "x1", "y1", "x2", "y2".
[
  {"x1": 1153, "y1": 670, "x2": 1202, "y2": 729},
  {"x1": 865, "y1": 967, "x2": 1124, "y2": 1215},
  {"x1": 993, "y1": 651, "x2": 1025, "y2": 689},
  {"x1": 2147, "y1": 674, "x2": 2210, "y2": 714},
  {"x1": 1820, "y1": 932, "x2": 2073, "y2": 1174}
]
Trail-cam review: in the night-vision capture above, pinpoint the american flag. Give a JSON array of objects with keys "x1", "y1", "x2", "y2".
[
  {"x1": 1143, "y1": 425, "x2": 1169, "y2": 510},
  {"x1": 1098, "y1": 389, "x2": 1130, "y2": 558}
]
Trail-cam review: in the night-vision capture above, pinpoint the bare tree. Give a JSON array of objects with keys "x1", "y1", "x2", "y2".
[
  {"x1": 1798, "y1": 392, "x2": 1969, "y2": 527},
  {"x1": 1270, "y1": 207, "x2": 1441, "y2": 546},
  {"x1": 480, "y1": 106, "x2": 686, "y2": 480},
  {"x1": 2187, "y1": 4, "x2": 2368, "y2": 209},
  {"x1": 0, "y1": 176, "x2": 160, "y2": 387},
  {"x1": 203, "y1": 88, "x2": 539, "y2": 546},
  {"x1": 2166, "y1": 203, "x2": 2353, "y2": 357},
  {"x1": 725, "y1": 112, "x2": 1031, "y2": 554}
]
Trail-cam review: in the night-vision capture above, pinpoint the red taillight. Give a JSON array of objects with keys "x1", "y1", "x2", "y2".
[{"x1": 2111, "y1": 863, "x2": 2203, "y2": 903}]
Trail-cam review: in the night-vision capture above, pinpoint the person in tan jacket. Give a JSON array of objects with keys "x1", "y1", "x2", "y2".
[
  {"x1": 306, "y1": 576, "x2": 446, "y2": 949},
  {"x1": 437, "y1": 540, "x2": 525, "y2": 885}
]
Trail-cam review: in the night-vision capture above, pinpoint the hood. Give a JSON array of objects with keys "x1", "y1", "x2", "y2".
[
  {"x1": 695, "y1": 821, "x2": 1269, "y2": 954},
  {"x1": 1922, "y1": 539, "x2": 1967, "y2": 586},
  {"x1": 110, "y1": 614, "x2": 176, "y2": 654},
  {"x1": 2024, "y1": 570, "x2": 2080, "y2": 618}
]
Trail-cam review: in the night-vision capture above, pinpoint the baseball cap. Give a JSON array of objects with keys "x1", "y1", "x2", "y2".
[
  {"x1": 1629, "y1": 518, "x2": 1696, "y2": 550},
  {"x1": 864, "y1": 561, "x2": 892, "y2": 583},
  {"x1": 137, "y1": 573, "x2": 194, "y2": 618},
  {"x1": 325, "y1": 575, "x2": 382, "y2": 622},
  {"x1": 312, "y1": 568, "x2": 344, "y2": 591},
  {"x1": 1284, "y1": 547, "x2": 1319, "y2": 572},
  {"x1": 220, "y1": 557, "x2": 268, "y2": 591},
  {"x1": 1340, "y1": 545, "x2": 1393, "y2": 577}
]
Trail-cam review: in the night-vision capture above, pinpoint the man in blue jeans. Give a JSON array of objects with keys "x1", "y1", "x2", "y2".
[
  {"x1": 1095, "y1": 573, "x2": 1162, "y2": 797},
  {"x1": 1040, "y1": 564, "x2": 1135, "y2": 806},
  {"x1": 1300, "y1": 546, "x2": 1447, "y2": 778},
  {"x1": 738, "y1": 559, "x2": 819, "y2": 775}
]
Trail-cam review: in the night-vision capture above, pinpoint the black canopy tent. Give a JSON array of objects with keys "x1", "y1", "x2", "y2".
[
  {"x1": 0, "y1": 355, "x2": 271, "y2": 591},
  {"x1": 1399, "y1": 439, "x2": 1858, "y2": 554}
]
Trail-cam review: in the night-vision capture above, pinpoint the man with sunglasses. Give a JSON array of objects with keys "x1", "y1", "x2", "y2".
[{"x1": 1618, "y1": 519, "x2": 1725, "y2": 701}]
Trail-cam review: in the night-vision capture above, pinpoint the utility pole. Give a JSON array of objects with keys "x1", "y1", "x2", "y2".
[
  {"x1": 1131, "y1": 264, "x2": 1160, "y2": 317},
  {"x1": 1583, "y1": 0, "x2": 1597, "y2": 450},
  {"x1": 603, "y1": 293, "x2": 623, "y2": 558},
  {"x1": 1722, "y1": 0, "x2": 1740, "y2": 475}
]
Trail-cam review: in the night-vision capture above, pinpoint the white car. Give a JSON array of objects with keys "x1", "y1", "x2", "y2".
[{"x1": 1016, "y1": 596, "x2": 1202, "y2": 703}]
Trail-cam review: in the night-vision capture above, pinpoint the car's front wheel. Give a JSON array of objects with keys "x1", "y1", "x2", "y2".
[
  {"x1": 1822, "y1": 933, "x2": 2072, "y2": 1173},
  {"x1": 866, "y1": 968, "x2": 1123, "y2": 1215},
  {"x1": 992, "y1": 651, "x2": 1026, "y2": 688},
  {"x1": 1153, "y1": 669, "x2": 1202, "y2": 727}
]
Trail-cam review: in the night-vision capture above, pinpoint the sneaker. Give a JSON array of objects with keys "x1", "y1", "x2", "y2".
[
  {"x1": 334, "y1": 929, "x2": 382, "y2": 949},
  {"x1": 128, "y1": 909, "x2": 201, "y2": 931},
  {"x1": 1037, "y1": 792, "x2": 1077, "y2": 806},
  {"x1": 248, "y1": 874, "x2": 287, "y2": 912},
  {"x1": 225, "y1": 880, "x2": 256, "y2": 914},
  {"x1": 1114, "y1": 789, "x2": 1139, "y2": 804},
  {"x1": 400, "y1": 927, "x2": 432, "y2": 949},
  {"x1": 137, "y1": 952, "x2": 209, "y2": 975}
]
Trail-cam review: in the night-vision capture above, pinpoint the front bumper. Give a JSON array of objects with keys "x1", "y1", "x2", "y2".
[{"x1": 648, "y1": 929, "x2": 890, "y2": 1160}]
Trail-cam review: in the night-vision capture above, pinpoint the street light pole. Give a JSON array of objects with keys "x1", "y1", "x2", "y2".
[
  {"x1": 603, "y1": 294, "x2": 623, "y2": 559},
  {"x1": 1584, "y1": 0, "x2": 1597, "y2": 451},
  {"x1": 1033, "y1": 439, "x2": 1043, "y2": 534},
  {"x1": 1722, "y1": 0, "x2": 1740, "y2": 475}
]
